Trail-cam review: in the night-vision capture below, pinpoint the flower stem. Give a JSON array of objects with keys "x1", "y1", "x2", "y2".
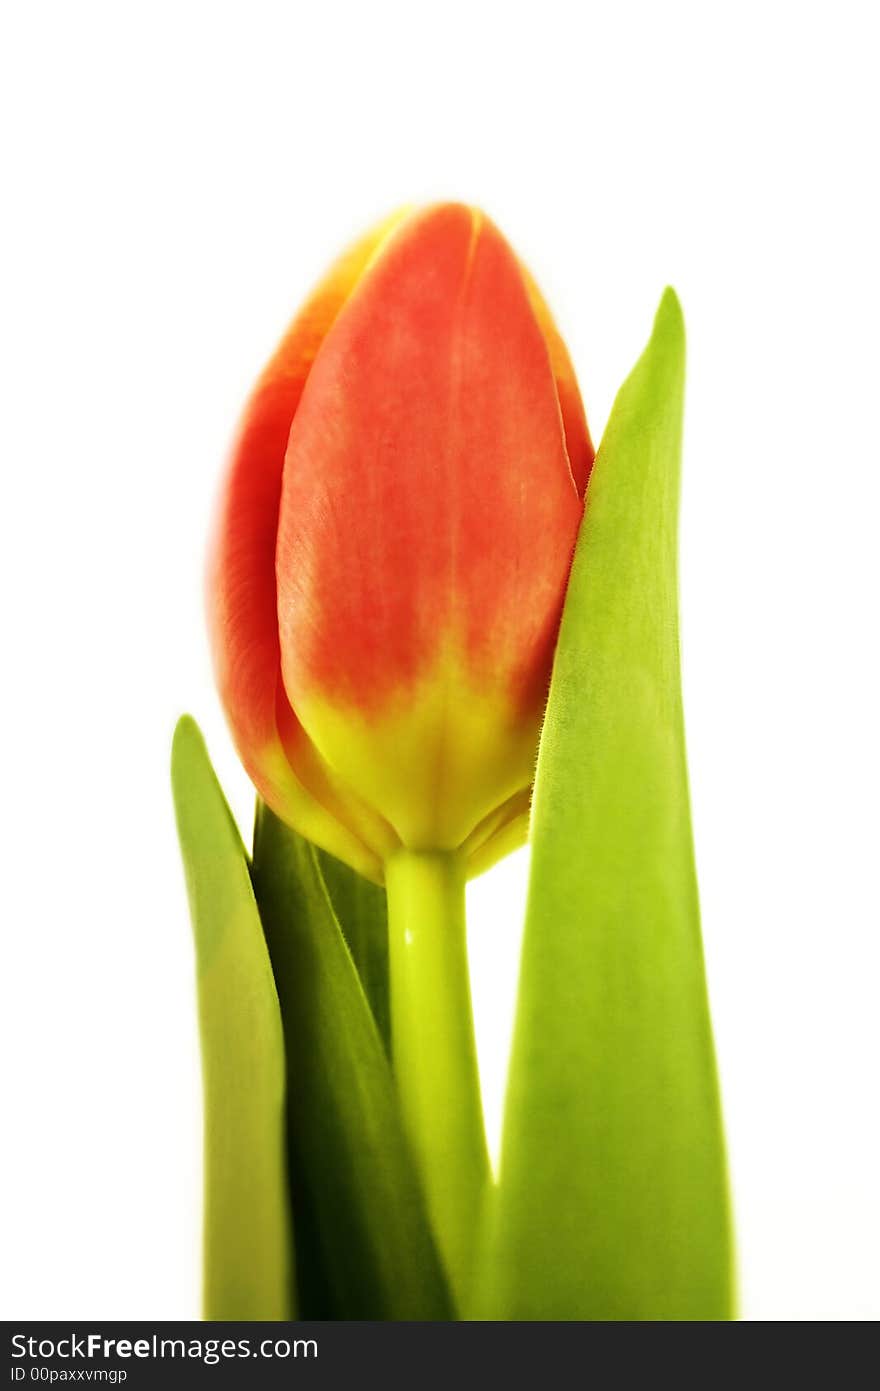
[{"x1": 385, "y1": 849, "x2": 489, "y2": 1311}]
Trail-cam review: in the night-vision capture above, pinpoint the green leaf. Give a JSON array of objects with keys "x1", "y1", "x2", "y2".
[
  {"x1": 478, "y1": 290, "x2": 733, "y2": 1320},
  {"x1": 171, "y1": 716, "x2": 294, "y2": 1320},
  {"x1": 251, "y1": 804, "x2": 454, "y2": 1319},
  {"x1": 317, "y1": 848, "x2": 390, "y2": 1054}
]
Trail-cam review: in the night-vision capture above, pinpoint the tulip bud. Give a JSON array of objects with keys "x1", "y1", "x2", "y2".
[{"x1": 208, "y1": 204, "x2": 593, "y2": 883}]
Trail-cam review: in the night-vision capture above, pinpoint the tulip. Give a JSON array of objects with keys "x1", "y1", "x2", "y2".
[
  {"x1": 208, "y1": 203, "x2": 593, "y2": 885},
  {"x1": 207, "y1": 203, "x2": 593, "y2": 1305}
]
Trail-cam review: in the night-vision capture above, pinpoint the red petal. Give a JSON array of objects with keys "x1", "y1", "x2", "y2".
[
  {"x1": 207, "y1": 212, "x2": 406, "y2": 873},
  {"x1": 521, "y1": 268, "x2": 595, "y2": 495},
  {"x1": 276, "y1": 204, "x2": 587, "y2": 843}
]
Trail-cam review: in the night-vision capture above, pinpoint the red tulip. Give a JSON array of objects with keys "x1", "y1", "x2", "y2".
[{"x1": 208, "y1": 204, "x2": 593, "y2": 882}]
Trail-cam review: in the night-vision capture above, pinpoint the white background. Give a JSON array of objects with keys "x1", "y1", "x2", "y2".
[{"x1": 2, "y1": 1, "x2": 878, "y2": 1322}]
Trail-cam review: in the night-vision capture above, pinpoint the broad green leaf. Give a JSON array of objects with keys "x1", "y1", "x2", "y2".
[
  {"x1": 317, "y1": 848, "x2": 390, "y2": 1054},
  {"x1": 251, "y1": 804, "x2": 454, "y2": 1319},
  {"x1": 171, "y1": 716, "x2": 294, "y2": 1320},
  {"x1": 479, "y1": 291, "x2": 733, "y2": 1320}
]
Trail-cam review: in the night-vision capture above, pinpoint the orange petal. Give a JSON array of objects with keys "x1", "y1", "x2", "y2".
[
  {"x1": 206, "y1": 210, "x2": 407, "y2": 872},
  {"x1": 521, "y1": 267, "x2": 595, "y2": 496},
  {"x1": 276, "y1": 204, "x2": 588, "y2": 845}
]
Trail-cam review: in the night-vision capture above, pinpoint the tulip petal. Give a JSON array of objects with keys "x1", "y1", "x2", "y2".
[
  {"x1": 521, "y1": 268, "x2": 595, "y2": 496},
  {"x1": 461, "y1": 786, "x2": 531, "y2": 878},
  {"x1": 277, "y1": 204, "x2": 585, "y2": 848},
  {"x1": 207, "y1": 212, "x2": 407, "y2": 875},
  {"x1": 466, "y1": 808, "x2": 531, "y2": 879}
]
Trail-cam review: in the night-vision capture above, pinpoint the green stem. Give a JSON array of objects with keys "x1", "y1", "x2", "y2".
[{"x1": 385, "y1": 849, "x2": 490, "y2": 1311}]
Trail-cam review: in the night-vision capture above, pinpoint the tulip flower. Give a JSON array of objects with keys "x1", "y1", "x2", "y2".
[
  {"x1": 206, "y1": 203, "x2": 595, "y2": 1307},
  {"x1": 208, "y1": 203, "x2": 593, "y2": 885}
]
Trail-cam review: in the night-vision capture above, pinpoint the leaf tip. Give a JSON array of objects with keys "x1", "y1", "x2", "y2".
[
  {"x1": 656, "y1": 285, "x2": 685, "y2": 349},
  {"x1": 171, "y1": 712, "x2": 203, "y2": 781},
  {"x1": 171, "y1": 714, "x2": 226, "y2": 847}
]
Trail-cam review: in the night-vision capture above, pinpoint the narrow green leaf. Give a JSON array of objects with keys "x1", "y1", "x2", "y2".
[
  {"x1": 171, "y1": 716, "x2": 294, "y2": 1320},
  {"x1": 317, "y1": 848, "x2": 390, "y2": 1054},
  {"x1": 479, "y1": 291, "x2": 733, "y2": 1320},
  {"x1": 252, "y1": 804, "x2": 454, "y2": 1319}
]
